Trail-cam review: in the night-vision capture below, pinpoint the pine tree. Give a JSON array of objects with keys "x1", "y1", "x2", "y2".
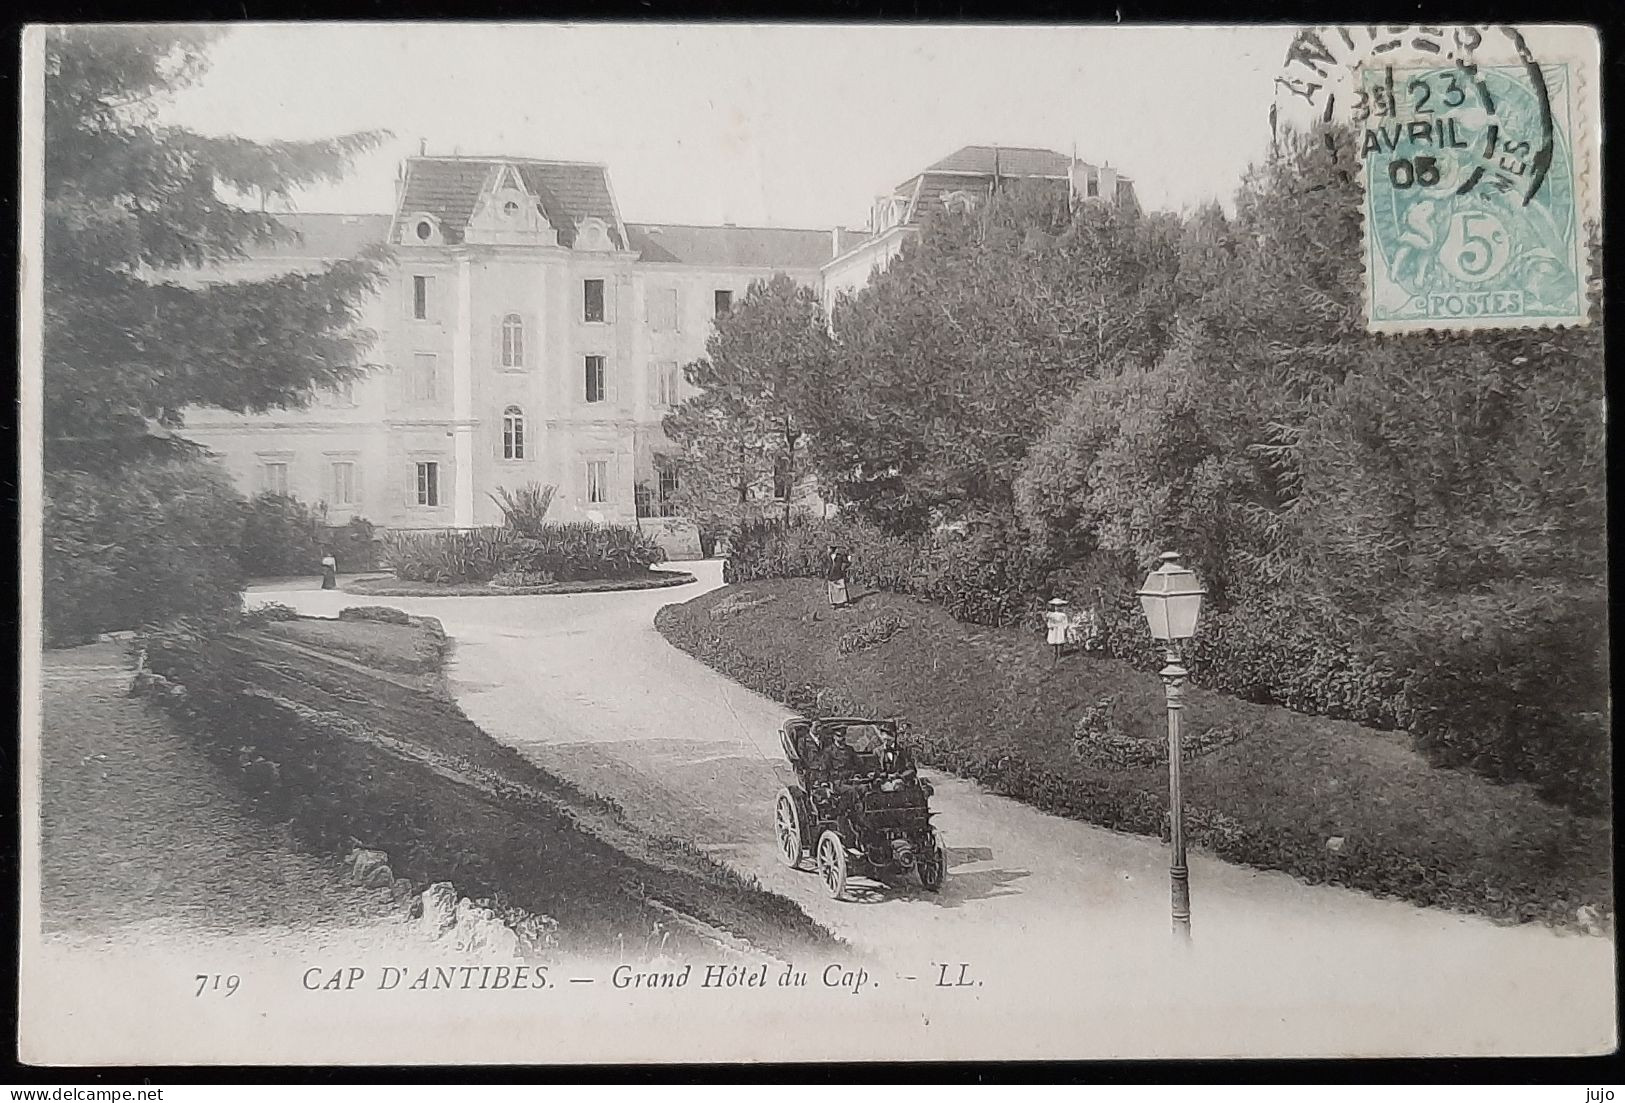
[
  {"x1": 661, "y1": 275, "x2": 831, "y2": 536},
  {"x1": 40, "y1": 27, "x2": 388, "y2": 640},
  {"x1": 42, "y1": 26, "x2": 389, "y2": 468}
]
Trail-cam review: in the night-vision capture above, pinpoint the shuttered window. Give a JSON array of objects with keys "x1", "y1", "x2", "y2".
[
  {"x1": 500, "y1": 314, "x2": 525, "y2": 369},
  {"x1": 585, "y1": 356, "x2": 606, "y2": 403}
]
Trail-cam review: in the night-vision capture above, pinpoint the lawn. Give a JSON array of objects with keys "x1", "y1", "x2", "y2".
[{"x1": 656, "y1": 579, "x2": 1613, "y2": 929}]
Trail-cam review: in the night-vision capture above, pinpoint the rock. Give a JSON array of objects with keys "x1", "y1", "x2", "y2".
[
  {"x1": 347, "y1": 847, "x2": 391, "y2": 886},
  {"x1": 1325, "y1": 836, "x2": 1346, "y2": 853},
  {"x1": 1576, "y1": 905, "x2": 1604, "y2": 934},
  {"x1": 389, "y1": 878, "x2": 415, "y2": 904},
  {"x1": 501, "y1": 906, "x2": 561, "y2": 958},
  {"x1": 453, "y1": 898, "x2": 521, "y2": 960},
  {"x1": 419, "y1": 882, "x2": 457, "y2": 938}
]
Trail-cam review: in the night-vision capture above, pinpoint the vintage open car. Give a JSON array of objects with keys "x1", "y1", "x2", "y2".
[{"x1": 774, "y1": 716, "x2": 946, "y2": 899}]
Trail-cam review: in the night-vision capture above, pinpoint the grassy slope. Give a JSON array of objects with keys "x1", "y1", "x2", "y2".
[
  {"x1": 656, "y1": 579, "x2": 1612, "y2": 927},
  {"x1": 149, "y1": 614, "x2": 835, "y2": 958},
  {"x1": 40, "y1": 644, "x2": 400, "y2": 937}
]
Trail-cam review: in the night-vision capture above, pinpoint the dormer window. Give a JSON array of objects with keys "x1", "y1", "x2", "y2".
[
  {"x1": 574, "y1": 217, "x2": 613, "y2": 252},
  {"x1": 405, "y1": 212, "x2": 443, "y2": 245},
  {"x1": 503, "y1": 199, "x2": 520, "y2": 218}
]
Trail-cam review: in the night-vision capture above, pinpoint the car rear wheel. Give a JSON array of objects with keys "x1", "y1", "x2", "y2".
[
  {"x1": 917, "y1": 831, "x2": 947, "y2": 893},
  {"x1": 816, "y1": 830, "x2": 848, "y2": 900},
  {"x1": 775, "y1": 788, "x2": 806, "y2": 869}
]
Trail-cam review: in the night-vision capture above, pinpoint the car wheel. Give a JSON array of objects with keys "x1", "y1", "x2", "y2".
[
  {"x1": 816, "y1": 830, "x2": 848, "y2": 900},
  {"x1": 774, "y1": 789, "x2": 805, "y2": 869},
  {"x1": 917, "y1": 831, "x2": 947, "y2": 893}
]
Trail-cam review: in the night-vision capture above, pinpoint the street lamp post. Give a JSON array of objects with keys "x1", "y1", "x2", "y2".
[{"x1": 1137, "y1": 551, "x2": 1206, "y2": 944}]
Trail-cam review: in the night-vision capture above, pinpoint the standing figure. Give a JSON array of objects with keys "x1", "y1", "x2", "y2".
[
  {"x1": 1045, "y1": 597, "x2": 1070, "y2": 664},
  {"x1": 320, "y1": 552, "x2": 338, "y2": 591},
  {"x1": 825, "y1": 545, "x2": 852, "y2": 609}
]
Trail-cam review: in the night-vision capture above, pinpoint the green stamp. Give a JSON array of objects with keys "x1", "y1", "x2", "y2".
[{"x1": 1359, "y1": 59, "x2": 1586, "y2": 331}]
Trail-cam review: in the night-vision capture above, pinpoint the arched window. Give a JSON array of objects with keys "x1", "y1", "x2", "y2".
[
  {"x1": 500, "y1": 313, "x2": 525, "y2": 369},
  {"x1": 502, "y1": 405, "x2": 526, "y2": 460}
]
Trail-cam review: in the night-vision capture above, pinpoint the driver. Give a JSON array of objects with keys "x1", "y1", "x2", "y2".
[
  {"x1": 814, "y1": 724, "x2": 865, "y2": 834},
  {"x1": 876, "y1": 726, "x2": 917, "y2": 782}
]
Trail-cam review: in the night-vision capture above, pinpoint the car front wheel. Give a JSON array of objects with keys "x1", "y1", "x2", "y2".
[{"x1": 774, "y1": 788, "x2": 806, "y2": 869}]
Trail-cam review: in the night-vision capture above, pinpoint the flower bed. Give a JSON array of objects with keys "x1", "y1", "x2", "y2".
[{"x1": 343, "y1": 569, "x2": 696, "y2": 598}]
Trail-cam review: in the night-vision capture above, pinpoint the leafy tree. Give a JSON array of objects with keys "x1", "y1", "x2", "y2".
[
  {"x1": 43, "y1": 26, "x2": 389, "y2": 469},
  {"x1": 810, "y1": 182, "x2": 1184, "y2": 533},
  {"x1": 1012, "y1": 125, "x2": 1607, "y2": 806},
  {"x1": 41, "y1": 27, "x2": 387, "y2": 637},
  {"x1": 661, "y1": 274, "x2": 832, "y2": 535}
]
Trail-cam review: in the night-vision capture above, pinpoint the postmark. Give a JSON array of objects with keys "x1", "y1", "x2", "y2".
[{"x1": 1273, "y1": 26, "x2": 1596, "y2": 332}]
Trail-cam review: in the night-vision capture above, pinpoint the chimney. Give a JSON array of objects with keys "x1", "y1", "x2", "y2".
[
  {"x1": 831, "y1": 227, "x2": 840, "y2": 258},
  {"x1": 419, "y1": 138, "x2": 427, "y2": 156},
  {"x1": 1098, "y1": 164, "x2": 1119, "y2": 204},
  {"x1": 1068, "y1": 161, "x2": 1096, "y2": 204}
]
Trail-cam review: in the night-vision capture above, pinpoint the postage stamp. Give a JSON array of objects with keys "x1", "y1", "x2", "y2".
[{"x1": 1357, "y1": 57, "x2": 1588, "y2": 331}]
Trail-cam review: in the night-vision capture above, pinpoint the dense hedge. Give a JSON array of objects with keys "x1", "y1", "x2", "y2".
[
  {"x1": 44, "y1": 460, "x2": 247, "y2": 646},
  {"x1": 725, "y1": 517, "x2": 1609, "y2": 813},
  {"x1": 382, "y1": 523, "x2": 666, "y2": 584}
]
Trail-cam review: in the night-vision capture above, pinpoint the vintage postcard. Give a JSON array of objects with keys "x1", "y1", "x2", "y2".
[{"x1": 17, "y1": 23, "x2": 1611, "y2": 1066}]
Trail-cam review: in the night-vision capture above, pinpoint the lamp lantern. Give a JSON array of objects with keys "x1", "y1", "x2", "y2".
[
  {"x1": 1136, "y1": 550, "x2": 1206, "y2": 945},
  {"x1": 1137, "y1": 551, "x2": 1206, "y2": 642}
]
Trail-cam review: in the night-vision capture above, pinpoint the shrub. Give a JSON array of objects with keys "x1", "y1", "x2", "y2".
[
  {"x1": 44, "y1": 459, "x2": 247, "y2": 646},
  {"x1": 509, "y1": 523, "x2": 667, "y2": 582},
  {"x1": 324, "y1": 516, "x2": 381, "y2": 572},
  {"x1": 489, "y1": 483, "x2": 557, "y2": 537},
  {"x1": 238, "y1": 493, "x2": 324, "y2": 577},
  {"x1": 338, "y1": 605, "x2": 414, "y2": 626},
  {"x1": 382, "y1": 522, "x2": 664, "y2": 585},
  {"x1": 381, "y1": 528, "x2": 516, "y2": 584}
]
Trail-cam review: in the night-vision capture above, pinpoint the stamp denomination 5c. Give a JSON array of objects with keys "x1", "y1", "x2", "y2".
[{"x1": 1357, "y1": 48, "x2": 1591, "y2": 332}]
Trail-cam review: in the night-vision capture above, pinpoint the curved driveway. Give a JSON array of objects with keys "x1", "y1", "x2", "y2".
[{"x1": 254, "y1": 564, "x2": 1615, "y2": 1058}]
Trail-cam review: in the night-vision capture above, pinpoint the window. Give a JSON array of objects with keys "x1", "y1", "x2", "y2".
[
  {"x1": 503, "y1": 199, "x2": 520, "y2": 217},
  {"x1": 415, "y1": 461, "x2": 440, "y2": 507},
  {"x1": 654, "y1": 361, "x2": 681, "y2": 409},
  {"x1": 412, "y1": 275, "x2": 433, "y2": 320},
  {"x1": 260, "y1": 461, "x2": 289, "y2": 497},
  {"x1": 584, "y1": 355, "x2": 606, "y2": 403},
  {"x1": 1086, "y1": 173, "x2": 1100, "y2": 199},
  {"x1": 585, "y1": 460, "x2": 609, "y2": 504},
  {"x1": 772, "y1": 455, "x2": 793, "y2": 501},
  {"x1": 658, "y1": 464, "x2": 680, "y2": 505},
  {"x1": 649, "y1": 286, "x2": 679, "y2": 331},
  {"x1": 502, "y1": 405, "x2": 526, "y2": 460},
  {"x1": 411, "y1": 353, "x2": 439, "y2": 402},
  {"x1": 583, "y1": 279, "x2": 605, "y2": 323},
  {"x1": 714, "y1": 289, "x2": 733, "y2": 316},
  {"x1": 415, "y1": 220, "x2": 433, "y2": 241},
  {"x1": 330, "y1": 461, "x2": 357, "y2": 507},
  {"x1": 500, "y1": 313, "x2": 525, "y2": 369}
]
